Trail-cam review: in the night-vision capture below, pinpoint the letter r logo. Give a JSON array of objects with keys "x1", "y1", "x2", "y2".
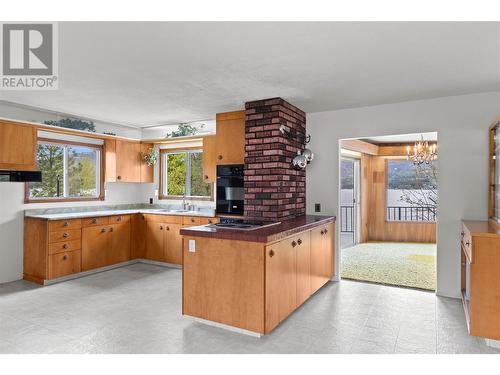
[{"x1": 2, "y1": 24, "x2": 53, "y2": 75}]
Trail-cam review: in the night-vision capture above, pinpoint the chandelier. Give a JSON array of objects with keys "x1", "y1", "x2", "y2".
[{"x1": 406, "y1": 135, "x2": 437, "y2": 165}]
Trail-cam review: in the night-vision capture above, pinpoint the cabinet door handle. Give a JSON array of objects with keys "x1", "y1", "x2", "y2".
[
  {"x1": 320, "y1": 230, "x2": 324, "y2": 235},
  {"x1": 466, "y1": 241, "x2": 470, "y2": 247},
  {"x1": 117, "y1": 217, "x2": 122, "y2": 222},
  {"x1": 63, "y1": 222, "x2": 69, "y2": 227},
  {"x1": 62, "y1": 255, "x2": 68, "y2": 261},
  {"x1": 91, "y1": 218, "x2": 97, "y2": 224},
  {"x1": 269, "y1": 250, "x2": 275, "y2": 258},
  {"x1": 160, "y1": 226, "x2": 164, "y2": 230},
  {"x1": 204, "y1": 175, "x2": 209, "y2": 180},
  {"x1": 291, "y1": 241, "x2": 297, "y2": 248},
  {"x1": 63, "y1": 232, "x2": 69, "y2": 238},
  {"x1": 324, "y1": 228, "x2": 328, "y2": 234},
  {"x1": 217, "y1": 155, "x2": 223, "y2": 160},
  {"x1": 63, "y1": 243, "x2": 68, "y2": 249},
  {"x1": 461, "y1": 231, "x2": 465, "y2": 237},
  {"x1": 101, "y1": 228, "x2": 106, "y2": 233},
  {"x1": 166, "y1": 226, "x2": 170, "y2": 231},
  {"x1": 117, "y1": 175, "x2": 122, "y2": 180},
  {"x1": 297, "y1": 239, "x2": 302, "y2": 245},
  {"x1": 109, "y1": 227, "x2": 114, "y2": 232},
  {"x1": 208, "y1": 219, "x2": 212, "y2": 224}
]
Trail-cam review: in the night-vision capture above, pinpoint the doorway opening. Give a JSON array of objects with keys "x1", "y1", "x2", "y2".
[{"x1": 339, "y1": 133, "x2": 438, "y2": 291}]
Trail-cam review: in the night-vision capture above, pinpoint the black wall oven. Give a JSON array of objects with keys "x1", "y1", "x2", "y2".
[{"x1": 216, "y1": 164, "x2": 244, "y2": 215}]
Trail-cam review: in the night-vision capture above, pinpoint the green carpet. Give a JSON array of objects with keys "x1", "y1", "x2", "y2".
[{"x1": 340, "y1": 242, "x2": 436, "y2": 291}]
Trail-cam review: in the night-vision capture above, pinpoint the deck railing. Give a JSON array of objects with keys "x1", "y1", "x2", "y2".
[
  {"x1": 340, "y1": 205, "x2": 354, "y2": 233},
  {"x1": 387, "y1": 206, "x2": 437, "y2": 222}
]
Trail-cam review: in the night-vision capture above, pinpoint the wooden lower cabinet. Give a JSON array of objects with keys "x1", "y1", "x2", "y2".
[
  {"x1": 48, "y1": 250, "x2": 81, "y2": 279},
  {"x1": 81, "y1": 220, "x2": 131, "y2": 271},
  {"x1": 461, "y1": 220, "x2": 500, "y2": 340},
  {"x1": 24, "y1": 213, "x2": 219, "y2": 284},
  {"x1": 108, "y1": 222, "x2": 131, "y2": 264},
  {"x1": 310, "y1": 222, "x2": 334, "y2": 294},
  {"x1": 146, "y1": 222, "x2": 166, "y2": 262},
  {"x1": 183, "y1": 220, "x2": 336, "y2": 335},
  {"x1": 165, "y1": 223, "x2": 183, "y2": 265},
  {"x1": 82, "y1": 225, "x2": 111, "y2": 271},
  {"x1": 265, "y1": 238, "x2": 297, "y2": 333}
]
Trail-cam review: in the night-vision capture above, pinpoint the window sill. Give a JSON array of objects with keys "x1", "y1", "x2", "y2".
[
  {"x1": 25, "y1": 196, "x2": 104, "y2": 204},
  {"x1": 159, "y1": 195, "x2": 213, "y2": 202}
]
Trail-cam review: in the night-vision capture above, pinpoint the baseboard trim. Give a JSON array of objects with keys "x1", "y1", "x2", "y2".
[
  {"x1": 41, "y1": 259, "x2": 181, "y2": 286},
  {"x1": 189, "y1": 316, "x2": 262, "y2": 338}
]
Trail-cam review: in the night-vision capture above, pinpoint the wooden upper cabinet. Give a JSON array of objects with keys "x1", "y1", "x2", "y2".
[
  {"x1": 0, "y1": 121, "x2": 37, "y2": 171},
  {"x1": 105, "y1": 140, "x2": 153, "y2": 183},
  {"x1": 202, "y1": 135, "x2": 217, "y2": 183},
  {"x1": 215, "y1": 111, "x2": 245, "y2": 165},
  {"x1": 115, "y1": 140, "x2": 141, "y2": 182},
  {"x1": 104, "y1": 139, "x2": 117, "y2": 182},
  {"x1": 140, "y1": 143, "x2": 154, "y2": 183}
]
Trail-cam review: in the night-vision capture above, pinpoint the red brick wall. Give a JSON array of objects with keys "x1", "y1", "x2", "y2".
[{"x1": 244, "y1": 97, "x2": 306, "y2": 221}]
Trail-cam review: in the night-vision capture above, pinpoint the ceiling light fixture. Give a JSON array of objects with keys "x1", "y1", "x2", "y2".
[{"x1": 406, "y1": 135, "x2": 437, "y2": 165}]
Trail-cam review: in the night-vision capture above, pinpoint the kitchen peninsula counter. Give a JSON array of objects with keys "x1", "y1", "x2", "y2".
[
  {"x1": 179, "y1": 214, "x2": 335, "y2": 243},
  {"x1": 181, "y1": 215, "x2": 336, "y2": 336}
]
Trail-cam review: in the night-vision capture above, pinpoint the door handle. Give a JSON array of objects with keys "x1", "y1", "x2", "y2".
[
  {"x1": 291, "y1": 241, "x2": 297, "y2": 248},
  {"x1": 109, "y1": 227, "x2": 114, "y2": 232},
  {"x1": 160, "y1": 226, "x2": 164, "y2": 230},
  {"x1": 269, "y1": 250, "x2": 275, "y2": 258},
  {"x1": 63, "y1": 222, "x2": 69, "y2": 227},
  {"x1": 63, "y1": 232, "x2": 69, "y2": 238},
  {"x1": 166, "y1": 226, "x2": 170, "y2": 231},
  {"x1": 101, "y1": 228, "x2": 106, "y2": 233},
  {"x1": 92, "y1": 218, "x2": 97, "y2": 224},
  {"x1": 297, "y1": 239, "x2": 302, "y2": 245}
]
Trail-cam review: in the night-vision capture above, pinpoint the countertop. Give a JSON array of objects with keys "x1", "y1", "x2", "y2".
[
  {"x1": 180, "y1": 215, "x2": 336, "y2": 243},
  {"x1": 25, "y1": 209, "x2": 216, "y2": 220},
  {"x1": 463, "y1": 219, "x2": 500, "y2": 237}
]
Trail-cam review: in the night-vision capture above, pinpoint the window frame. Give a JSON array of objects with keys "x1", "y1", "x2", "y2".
[
  {"x1": 24, "y1": 137, "x2": 105, "y2": 203},
  {"x1": 385, "y1": 156, "x2": 437, "y2": 223},
  {"x1": 158, "y1": 147, "x2": 212, "y2": 201}
]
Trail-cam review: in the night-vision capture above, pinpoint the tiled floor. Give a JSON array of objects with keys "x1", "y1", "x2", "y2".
[{"x1": 0, "y1": 263, "x2": 498, "y2": 354}]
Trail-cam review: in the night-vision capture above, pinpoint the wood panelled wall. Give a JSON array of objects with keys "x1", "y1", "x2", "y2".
[{"x1": 358, "y1": 147, "x2": 436, "y2": 244}]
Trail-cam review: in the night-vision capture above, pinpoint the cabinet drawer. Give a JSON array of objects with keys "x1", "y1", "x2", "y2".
[
  {"x1": 461, "y1": 223, "x2": 473, "y2": 262},
  {"x1": 48, "y1": 250, "x2": 81, "y2": 279},
  {"x1": 109, "y1": 215, "x2": 130, "y2": 224},
  {"x1": 48, "y1": 239, "x2": 81, "y2": 255},
  {"x1": 82, "y1": 216, "x2": 109, "y2": 227},
  {"x1": 48, "y1": 219, "x2": 82, "y2": 232},
  {"x1": 143, "y1": 214, "x2": 183, "y2": 224},
  {"x1": 48, "y1": 229, "x2": 81, "y2": 243},
  {"x1": 200, "y1": 217, "x2": 218, "y2": 225},
  {"x1": 183, "y1": 216, "x2": 202, "y2": 226}
]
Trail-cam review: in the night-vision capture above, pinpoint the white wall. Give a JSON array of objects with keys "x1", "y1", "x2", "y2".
[
  {"x1": 306, "y1": 91, "x2": 500, "y2": 298},
  {"x1": 0, "y1": 102, "x2": 145, "y2": 283}
]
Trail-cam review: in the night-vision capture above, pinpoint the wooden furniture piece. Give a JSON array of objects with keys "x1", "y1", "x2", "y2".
[
  {"x1": 24, "y1": 212, "x2": 219, "y2": 284},
  {"x1": 202, "y1": 135, "x2": 217, "y2": 183},
  {"x1": 0, "y1": 120, "x2": 38, "y2": 171},
  {"x1": 489, "y1": 120, "x2": 500, "y2": 222},
  {"x1": 215, "y1": 111, "x2": 245, "y2": 165},
  {"x1": 461, "y1": 220, "x2": 500, "y2": 340},
  {"x1": 182, "y1": 218, "x2": 335, "y2": 335},
  {"x1": 104, "y1": 139, "x2": 154, "y2": 183}
]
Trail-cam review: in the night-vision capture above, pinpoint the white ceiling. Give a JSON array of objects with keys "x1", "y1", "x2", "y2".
[
  {"x1": 361, "y1": 132, "x2": 438, "y2": 144},
  {"x1": 1, "y1": 22, "x2": 499, "y2": 127}
]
